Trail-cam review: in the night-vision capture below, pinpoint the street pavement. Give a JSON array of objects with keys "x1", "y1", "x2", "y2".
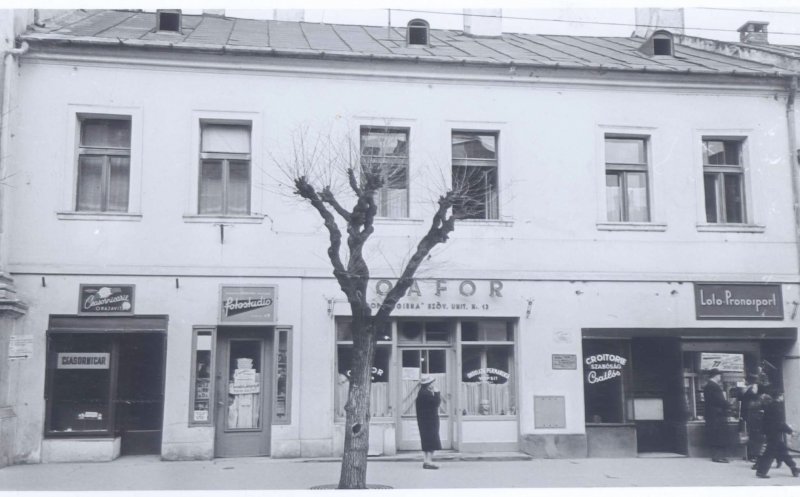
[{"x1": 0, "y1": 452, "x2": 799, "y2": 495}]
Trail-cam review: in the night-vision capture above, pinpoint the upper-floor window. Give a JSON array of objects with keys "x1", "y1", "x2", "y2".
[
  {"x1": 199, "y1": 122, "x2": 251, "y2": 216},
  {"x1": 76, "y1": 117, "x2": 132, "y2": 212},
  {"x1": 360, "y1": 127, "x2": 409, "y2": 218},
  {"x1": 407, "y1": 19, "x2": 430, "y2": 46},
  {"x1": 605, "y1": 135, "x2": 650, "y2": 222},
  {"x1": 452, "y1": 131, "x2": 499, "y2": 220},
  {"x1": 702, "y1": 138, "x2": 746, "y2": 224}
]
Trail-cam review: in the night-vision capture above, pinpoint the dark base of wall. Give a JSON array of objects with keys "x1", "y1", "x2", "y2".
[
  {"x1": 519, "y1": 434, "x2": 588, "y2": 458},
  {"x1": 586, "y1": 425, "x2": 638, "y2": 457}
]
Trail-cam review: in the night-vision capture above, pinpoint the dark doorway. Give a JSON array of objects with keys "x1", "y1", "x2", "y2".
[
  {"x1": 632, "y1": 338, "x2": 686, "y2": 454},
  {"x1": 116, "y1": 333, "x2": 165, "y2": 455}
]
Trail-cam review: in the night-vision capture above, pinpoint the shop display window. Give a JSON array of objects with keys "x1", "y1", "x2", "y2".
[
  {"x1": 335, "y1": 318, "x2": 392, "y2": 419},
  {"x1": 46, "y1": 334, "x2": 113, "y2": 435},
  {"x1": 225, "y1": 339, "x2": 262, "y2": 430},
  {"x1": 398, "y1": 320, "x2": 453, "y2": 344},
  {"x1": 460, "y1": 320, "x2": 516, "y2": 416},
  {"x1": 583, "y1": 339, "x2": 633, "y2": 424},
  {"x1": 189, "y1": 329, "x2": 213, "y2": 425},
  {"x1": 272, "y1": 328, "x2": 291, "y2": 424},
  {"x1": 682, "y1": 350, "x2": 748, "y2": 421}
]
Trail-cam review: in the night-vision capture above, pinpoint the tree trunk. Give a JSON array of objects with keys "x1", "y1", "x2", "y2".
[{"x1": 338, "y1": 319, "x2": 376, "y2": 489}]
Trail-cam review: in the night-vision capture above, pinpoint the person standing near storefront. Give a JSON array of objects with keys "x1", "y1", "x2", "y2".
[
  {"x1": 703, "y1": 368, "x2": 731, "y2": 463},
  {"x1": 416, "y1": 375, "x2": 442, "y2": 470},
  {"x1": 754, "y1": 389, "x2": 799, "y2": 479},
  {"x1": 734, "y1": 373, "x2": 765, "y2": 462}
]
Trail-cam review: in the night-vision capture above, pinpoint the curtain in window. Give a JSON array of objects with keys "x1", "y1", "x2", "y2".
[
  {"x1": 626, "y1": 172, "x2": 649, "y2": 222},
  {"x1": 202, "y1": 125, "x2": 250, "y2": 153},
  {"x1": 199, "y1": 161, "x2": 223, "y2": 215},
  {"x1": 76, "y1": 156, "x2": 104, "y2": 212},
  {"x1": 227, "y1": 161, "x2": 250, "y2": 215},
  {"x1": 107, "y1": 157, "x2": 130, "y2": 212}
]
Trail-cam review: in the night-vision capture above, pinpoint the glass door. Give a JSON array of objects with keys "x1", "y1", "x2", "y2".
[
  {"x1": 397, "y1": 348, "x2": 452, "y2": 450},
  {"x1": 214, "y1": 329, "x2": 272, "y2": 457}
]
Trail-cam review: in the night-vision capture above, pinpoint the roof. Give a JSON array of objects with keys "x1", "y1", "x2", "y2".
[{"x1": 21, "y1": 10, "x2": 790, "y2": 77}]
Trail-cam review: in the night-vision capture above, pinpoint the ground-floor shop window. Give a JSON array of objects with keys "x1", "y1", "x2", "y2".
[
  {"x1": 46, "y1": 333, "x2": 113, "y2": 435},
  {"x1": 335, "y1": 318, "x2": 392, "y2": 418},
  {"x1": 682, "y1": 350, "x2": 749, "y2": 421},
  {"x1": 460, "y1": 320, "x2": 515, "y2": 416},
  {"x1": 273, "y1": 328, "x2": 291, "y2": 423},
  {"x1": 190, "y1": 329, "x2": 213, "y2": 425},
  {"x1": 583, "y1": 339, "x2": 633, "y2": 424}
]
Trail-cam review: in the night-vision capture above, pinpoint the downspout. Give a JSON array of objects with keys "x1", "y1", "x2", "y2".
[
  {"x1": 0, "y1": 40, "x2": 29, "y2": 269},
  {"x1": 788, "y1": 75, "x2": 800, "y2": 277}
]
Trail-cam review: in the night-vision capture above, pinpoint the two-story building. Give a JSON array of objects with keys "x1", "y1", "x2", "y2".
[{"x1": 2, "y1": 9, "x2": 799, "y2": 464}]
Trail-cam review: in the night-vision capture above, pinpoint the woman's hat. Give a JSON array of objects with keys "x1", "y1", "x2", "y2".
[{"x1": 419, "y1": 375, "x2": 435, "y2": 385}]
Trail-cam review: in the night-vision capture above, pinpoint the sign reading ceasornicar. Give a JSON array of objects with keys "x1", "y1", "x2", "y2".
[
  {"x1": 220, "y1": 286, "x2": 276, "y2": 324},
  {"x1": 57, "y1": 352, "x2": 110, "y2": 369},
  {"x1": 80, "y1": 284, "x2": 135, "y2": 314},
  {"x1": 694, "y1": 283, "x2": 783, "y2": 320}
]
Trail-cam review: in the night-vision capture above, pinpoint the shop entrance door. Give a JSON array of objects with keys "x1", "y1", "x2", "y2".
[
  {"x1": 116, "y1": 333, "x2": 166, "y2": 455},
  {"x1": 397, "y1": 348, "x2": 452, "y2": 450},
  {"x1": 214, "y1": 328, "x2": 272, "y2": 457}
]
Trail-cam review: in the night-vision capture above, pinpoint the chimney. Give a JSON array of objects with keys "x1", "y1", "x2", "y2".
[
  {"x1": 273, "y1": 9, "x2": 305, "y2": 22},
  {"x1": 463, "y1": 9, "x2": 502, "y2": 37},
  {"x1": 634, "y1": 8, "x2": 684, "y2": 38},
  {"x1": 738, "y1": 21, "x2": 769, "y2": 44}
]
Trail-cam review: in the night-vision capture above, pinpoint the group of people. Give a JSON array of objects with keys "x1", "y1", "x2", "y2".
[{"x1": 704, "y1": 368, "x2": 799, "y2": 479}]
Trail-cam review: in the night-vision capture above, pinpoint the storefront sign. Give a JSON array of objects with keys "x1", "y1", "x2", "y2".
[
  {"x1": 700, "y1": 353, "x2": 744, "y2": 372},
  {"x1": 466, "y1": 367, "x2": 510, "y2": 383},
  {"x1": 552, "y1": 354, "x2": 577, "y2": 370},
  {"x1": 57, "y1": 352, "x2": 110, "y2": 369},
  {"x1": 8, "y1": 335, "x2": 33, "y2": 360},
  {"x1": 694, "y1": 283, "x2": 783, "y2": 320},
  {"x1": 193, "y1": 411, "x2": 208, "y2": 422},
  {"x1": 230, "y1": 384, "x2": 260, "y2": 395},
  {"x1": 220, "y1": 286, "x2": 276, "y2": 324},
  {"x1": 584, "y1": 353, "x2": 627, "y2": 384},
  {"x1": 79, "y1": 285, "x2": 135, "y2": 314},
  {"x1": 374, "y1": 279, "x2": 504, "y2": 298}
]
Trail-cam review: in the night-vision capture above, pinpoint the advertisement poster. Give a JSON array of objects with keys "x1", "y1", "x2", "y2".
[{"x1": 700, "y1": 352, "x2": 744, "y2": 372}]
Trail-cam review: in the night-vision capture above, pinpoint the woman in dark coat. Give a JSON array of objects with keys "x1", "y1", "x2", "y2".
[
  {"x1": 754, "y1": 389, "x2": 799, "y2": 478},
  {"x1": 703, "y1": 368, "x2": 730, "y2": 463},
  {"x1": 416, "y1": 375, "x2": 442, "y2": 469}
]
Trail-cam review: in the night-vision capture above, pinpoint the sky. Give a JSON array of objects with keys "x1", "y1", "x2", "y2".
[{"x1": 22, "y1": 1, "x2": 800, "y2": 45}]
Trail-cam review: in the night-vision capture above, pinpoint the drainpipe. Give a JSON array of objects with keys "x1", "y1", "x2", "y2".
[{"x1": 0, "y1": 41, "x2": 29, "y2": 268}]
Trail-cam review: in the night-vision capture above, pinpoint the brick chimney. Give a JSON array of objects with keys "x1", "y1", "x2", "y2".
[
  {"x1": 463, "y1": 9, "x2": 502, "y2": 37},
  {"x1": 634, "y1": 8, "x2": 684, "y2": 37},
  {"x1": 738, "y1": 21, "x2": 769, "y2": 44}
]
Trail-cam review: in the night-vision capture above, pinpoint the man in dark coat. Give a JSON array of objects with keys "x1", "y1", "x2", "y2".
[
  {"x1": 703, "y1": 368, "x2": 731, "y2": 463},
  {"x1": 416, "y1": 375, "x2": 442, "y2": 470},
  {"x1": 754, "y1": 389, "x2": 799, "y2": 478}
]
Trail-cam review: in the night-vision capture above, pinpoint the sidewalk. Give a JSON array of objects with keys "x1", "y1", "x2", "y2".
[{"x1": 0, "y1": 453, "x2": 798, "y2": 491}]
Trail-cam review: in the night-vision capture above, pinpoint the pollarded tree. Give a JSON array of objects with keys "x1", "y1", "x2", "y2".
[{"x1": 278, "y1": 126, "x2": 474, "y2": 488}]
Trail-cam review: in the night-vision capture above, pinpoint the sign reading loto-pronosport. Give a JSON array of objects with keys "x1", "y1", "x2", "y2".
[{"x1": 694, "y1": 283, "x2": 783, "y2": 320}]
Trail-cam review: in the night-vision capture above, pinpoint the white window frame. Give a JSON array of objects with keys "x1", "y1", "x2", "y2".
[
  {"x1": 596, "y1": 124, "x2": 665, "y2": 232},
  {"x1": 360, "y1": 125, "x2": 411, "y2": 219},
  {"x1": 446, "y1": 119, "x2": 512, "y2": 226},
  {"x1": 58, "y1": 105, "x2": 143, "y2": 221},
  {"x1": 693, "y1": 129, "x2": 763, "y2": 233},
  {"x1": 184, "y1": 110, "x2": 264, "y2": 224}
]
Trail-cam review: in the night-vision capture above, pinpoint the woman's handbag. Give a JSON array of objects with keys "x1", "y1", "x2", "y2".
[{"x1": 738, "y1": 418, "x2": 749, "y2": 444}]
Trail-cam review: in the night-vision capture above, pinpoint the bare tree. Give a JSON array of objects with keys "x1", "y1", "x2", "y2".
[{"x1": 274, "y1": 125, "x2": 467, "y2": 488}]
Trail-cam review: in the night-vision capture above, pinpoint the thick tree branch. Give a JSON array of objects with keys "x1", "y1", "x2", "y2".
[
  {"x1": 319, "y1": 186, "x2": 352, "y2": 222},
  {"x1": 375, "y1": 191, "x2": 457, "y2": 323}
]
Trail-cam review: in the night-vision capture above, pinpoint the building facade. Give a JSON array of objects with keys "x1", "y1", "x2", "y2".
[{"x1": 3, "y1": 9, "x2": 799, "y2": 463}]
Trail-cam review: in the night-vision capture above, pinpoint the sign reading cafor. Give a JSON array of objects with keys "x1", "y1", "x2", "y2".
[{"x1": 220, "y1": 286, "x2": 276, "y2": 324}]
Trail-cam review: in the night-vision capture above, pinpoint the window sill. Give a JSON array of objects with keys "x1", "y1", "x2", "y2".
[
  {"x1": 456, "y1": 219, "x2": 514, "y2": 227},
  {"x1": 596, "y1": 222, "x2": 667, "y2": 232},
  {"x1": 182, "y1": 214, "x2": 265, "y2": 224},
  {"x1": 373, "y1": 217, "x2": 425, "y2": 225},
  {"x1": 696, "y1": 223, "x2": 765, "y2": 233},
  {"x1": 461, "y1": 415, "x2": 518, "y2": 421},
  {"x1": 57, "y1": 211, "x2": 143, "y2": 222}
]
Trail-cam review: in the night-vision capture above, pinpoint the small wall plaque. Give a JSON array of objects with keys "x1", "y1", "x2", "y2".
[{"x1": 552, "y1": 354, "x2": 577, "y2": 370}]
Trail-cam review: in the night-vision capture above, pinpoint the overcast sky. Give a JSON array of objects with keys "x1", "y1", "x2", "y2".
[{"x1": 27, "y1": 1, "x2": 800, "y2": 45}]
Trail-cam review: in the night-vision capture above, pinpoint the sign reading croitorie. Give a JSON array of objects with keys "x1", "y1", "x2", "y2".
[
  {"x1": 694, "y1": 283, "x2": 783, "y2": 320},
  {"x1": 220, "y1": 286, "x2": 276, "y2": 324}
]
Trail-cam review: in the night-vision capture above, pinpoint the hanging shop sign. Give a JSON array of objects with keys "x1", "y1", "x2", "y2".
[
  {"x1": 552, "y1": 354, "x2": 578, "y2": 370},
  {"x1": 79, "y1": 285, "x2": 135, "y2": 314},
  {"x1": 694, "y1": 283, "x2": 783, "y2": 320},
  {"x1": 220, "y1": 286, "x2": 276, "y2": 324},
  {"x1": 57, "y1": 352, "x2": 110, "y2": 369},
  {"x1": 584, "y1": 353, "x2": 627, "y2": 384},
  {"x1": 700, "y1": 352, "x2": 745, "y2": 372}
]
